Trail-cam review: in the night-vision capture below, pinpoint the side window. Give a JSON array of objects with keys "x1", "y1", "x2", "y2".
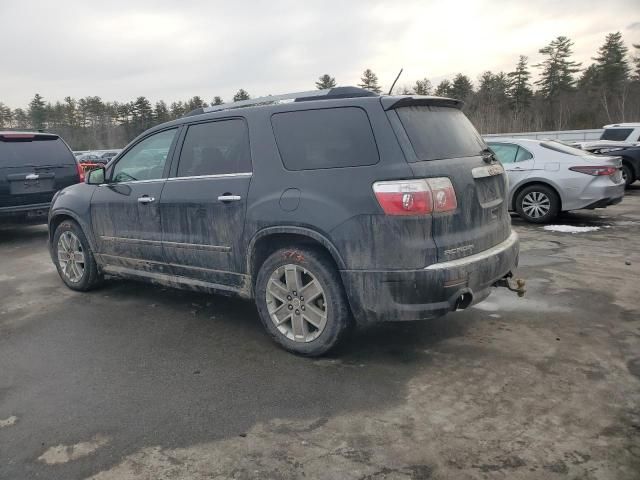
[
  {"x1": 177, "y1": 119, "x2": 251, "y2": 177},
  {"x1": 515, "y1": 146, "x2": 533, "y2": 162},
  {"x1": 271, "y1": 107, "x2": 379, "y2": 170},
  {"x1": 488, "y1": 143, "x2": 518, "y2": 164},
  {"x1": 111, "y1": 129, "x2": 177, "y2": 183}
]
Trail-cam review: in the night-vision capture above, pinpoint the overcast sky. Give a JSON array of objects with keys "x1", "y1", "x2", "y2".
[{"x1": 1, "y1": 0, "x2": 639, "y2": 108}]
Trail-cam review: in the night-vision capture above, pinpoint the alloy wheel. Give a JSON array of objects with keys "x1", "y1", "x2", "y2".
[
  {"x1": 266, "y1": 264, "x2": 328, "y2": 342},
  {"x1": 57, "y1": 231, "x2": 86, "y2": 283},
  {"x1": 521, "y1": 191, "x2": 551, "y2": 219}
]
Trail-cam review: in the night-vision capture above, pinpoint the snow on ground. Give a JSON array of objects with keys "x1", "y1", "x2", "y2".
[{"x1": 542, "y1": 225, "x2": 601, "y2": 233}]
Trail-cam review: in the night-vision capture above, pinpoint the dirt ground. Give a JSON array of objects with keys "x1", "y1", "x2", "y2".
[{"x1": 1, "y1": 186, "x2": 639, "y2": 480}]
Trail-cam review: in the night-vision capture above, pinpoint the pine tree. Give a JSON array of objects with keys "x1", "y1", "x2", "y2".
[
  {"x1": 634, "y1": 44, "x2": 640, "y2": 80},
  {"x1": 449, "y1": 74, "x2": 474, "y2": 100},
  {"x1": 413, "y1": 78, "x2": 432, "y2": 95},
  {"x1": 593, "y1": 32, "x2": 630, "y2": 93},
  {"x1": 233, "y1": 89, "x2": 250, "y2": 101},
  {"x1": 169, "y1": 101, "x2": 185, "y2": 119},
  {"x1": 28, "y1": 93, "x2": 47, "y2": 130},
  {"x1": 154, "y1": 101, "x2": 169, "y2": 123},
  {"x1": 358, "y1": 69, "x2": 382, "y2": 93},
  {"x1": 133, "y1": 96, "x2": 153, "y2": 133},
  {"x1": 316, "y1": 74, "x2": 337, "y2": 90},
  {"x1": 0, "y1": 103, "x2": 12, "y2": 128},
  {"x1": 434, "y1": 80, "x2": 452, "y2": 96},
  {"x1": 212, "y1": 96, "x2": 223, "y2": 105},
  {"x1": 508, "y1": 55, "x2": 533, "y2": 112},
  {"x1": 534, "y1": 36, "x2": 581, "y2": 98},
  {"x1": 12, "y1": 108, "x2": 28, "y2": 129}
]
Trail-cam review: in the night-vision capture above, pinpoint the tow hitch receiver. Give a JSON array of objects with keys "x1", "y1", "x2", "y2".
[{"x1": 494, "y1": 272, "x2": 526, "y2": 297}]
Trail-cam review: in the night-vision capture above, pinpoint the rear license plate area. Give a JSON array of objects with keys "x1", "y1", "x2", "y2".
[
  {"x1": 10, "y1": 178, "x2": 54, "y2": 195},
  {"x1": 475, "y1": 176, "x2": 504, "y2": 205}
]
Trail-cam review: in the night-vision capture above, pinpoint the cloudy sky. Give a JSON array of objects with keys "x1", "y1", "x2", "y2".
[{"x1": 1, "y1": 0, "x2": 638, "y2": 108}]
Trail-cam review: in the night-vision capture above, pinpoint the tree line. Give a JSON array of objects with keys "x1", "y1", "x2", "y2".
[{"x1": 1, "y1": 32, "x2": 639, "y2": 150}]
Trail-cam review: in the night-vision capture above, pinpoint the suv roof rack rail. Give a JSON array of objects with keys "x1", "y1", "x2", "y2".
[{"x1": 185, "y1": 86, "x2": 378, "y2": 117}]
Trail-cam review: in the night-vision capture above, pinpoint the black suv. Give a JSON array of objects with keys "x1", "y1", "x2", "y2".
[
  {"x1": 1, "y1": 132, "x2": 82, "y2": 223},
  {"x1": 48, "y1": 87, "x2": 520, "y2": 355}
]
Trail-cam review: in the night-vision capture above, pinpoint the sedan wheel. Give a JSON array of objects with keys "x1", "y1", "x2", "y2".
[
  {"x1": 266, "y1": 264, "x2": 328, "y2": 343},
  {"x1": 57, "y1": 231, "x2": 86, "y2": 283},
  {"x1": 521, "y1": 191, "x2": 551, "y2": 219}
]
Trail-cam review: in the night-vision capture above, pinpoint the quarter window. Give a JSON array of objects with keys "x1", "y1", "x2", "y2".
[
  {"x1": 271, "y1": 107, "x2": 379, "y2": 170},
  {"x1": 111, "y1": 129, "x2": 177, "y2": 183},
  {"x1": 489, "y1": 143, "x2": 518, "y2": 164},
  {"x1": 177, "y1": 119, "x2": 251, "y2": 177}
]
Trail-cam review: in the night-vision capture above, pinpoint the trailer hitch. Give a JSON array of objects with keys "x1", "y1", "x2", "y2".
[{"x1": 494, "y1": 272, "x2": 526, "y2": 297}]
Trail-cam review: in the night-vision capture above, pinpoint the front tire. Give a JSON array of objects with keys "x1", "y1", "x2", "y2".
[
  {"x1": 53, "y1": 220, "x2": 102, "y2": 291},
  {"x1": 255, "y1": 247, "x2": 351, "y2": 356},
  {"x1": 515, "y1": 185, "x2": 560, "y2": 224}
]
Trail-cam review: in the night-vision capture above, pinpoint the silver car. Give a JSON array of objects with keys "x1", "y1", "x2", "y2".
[{"x1": 486, "y1": 138, "x2": 625, "y2": 223}]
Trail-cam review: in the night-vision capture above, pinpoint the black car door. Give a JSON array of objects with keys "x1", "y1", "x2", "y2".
[
  {"x1": 91, "y1": 127, "x2": 179, "y2": 269},
  {"x1": 160, "y1": 118, "x2": 252, "y2": 289}
]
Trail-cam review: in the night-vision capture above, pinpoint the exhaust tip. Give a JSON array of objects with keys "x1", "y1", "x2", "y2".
[{"x1": 455, "y1": 292, "x2": 473, "y2": 311}]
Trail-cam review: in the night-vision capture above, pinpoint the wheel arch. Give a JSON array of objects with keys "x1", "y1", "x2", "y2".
[
  {"x1": 511, "y1": 180, "x2": 563, "y2": 212},
  {"x1": 247, "y1": 227, "x2": 347, "y2": 285},
  {"x1": 49, "y1": 210, "x2": 98, "y2": 253}
]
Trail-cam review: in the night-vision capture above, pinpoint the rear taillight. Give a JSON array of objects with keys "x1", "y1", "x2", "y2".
[
  {"x1": 373, "y1": 178, "x2": 457, "y2": 216},
  {"x1": 76, "y1": 163, "x2": 85, "y2": 182},
  {"x1": 569, "y1": 166, "x2": 618, "y2": 176}
]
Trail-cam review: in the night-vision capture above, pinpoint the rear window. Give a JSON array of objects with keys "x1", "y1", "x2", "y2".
[
  {"x1": 540, "y1": 140, "x2": 588, "y2": 156},
  {"x1": 0, "y1": 137, "x2": 75, "y2": 167},
  {"x1": 271, "y1": 107, "x2": 379, "y2": 171},
  {"x1": 600, "y1": 128, "x2": 633, "y2": 141},
  {"x1": 397, "y1": 106, "x2": 486, "y2": 161}
]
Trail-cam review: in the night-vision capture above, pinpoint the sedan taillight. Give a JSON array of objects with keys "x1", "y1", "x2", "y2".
[
  {"x1": 76, "y1": 163, "x2": 85, "y2": 182},
  {"x1": 569, "y1": 166, "x2": 618, "y2": 176},
  {"x1": 373, "y1": 178, "x2": 457, "y2": 216}
]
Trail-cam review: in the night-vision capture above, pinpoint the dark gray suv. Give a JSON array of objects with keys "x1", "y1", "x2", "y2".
[{"x1": 48, "y1": 87, "x2": 520, "y2": 355}]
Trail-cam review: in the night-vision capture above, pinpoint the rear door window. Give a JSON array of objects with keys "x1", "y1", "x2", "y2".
[
  {"x1": 271, "y1": 107, "x2": 379, "y2": 170},
  {"x1": 177, "y1": 119, "x2": 251, "y2": 177},
  {"x1": 0, "y1": 137, "x2": 75, "y2": 167},
  {"x1": 396, "y1": 106, "x2": 486, "y2": 161},
  {"x1": 600, "y1": 128, "x2": 632, "y2": 141},
  {"x1": 488, "y1": 143, "x2": 518, "y2": 164}
]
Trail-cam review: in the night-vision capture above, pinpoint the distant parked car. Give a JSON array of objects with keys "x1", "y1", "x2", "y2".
[
  {"x1": 571, "y1": 141, "x2": 640, "y2": 187},
  {"x1": 100, "y1": 151, "x2": 119, "y2": 162},
  {"x1": 0, "y1": 131, "x2": 83, "y2": 223},
  {"x1": 599, "y1": 123, "x2": 640, "y2": 142},
  {"x1": 76, "y1": 153, "x2": 105, "y2": 164},
  {"x1": 487, "y1": 138, "x2": 625, "y2": 223}
]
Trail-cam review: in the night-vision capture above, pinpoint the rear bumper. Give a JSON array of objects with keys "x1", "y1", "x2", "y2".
[
  {"x1": 564, "y1": 179, "x2": 625, "y2": 211},
  {"x1": 0, "y1": 202, "x2": 50, "y2": 221},
  {"x1": 341, "y1": 231, "x2": 519, "y2": 324}
]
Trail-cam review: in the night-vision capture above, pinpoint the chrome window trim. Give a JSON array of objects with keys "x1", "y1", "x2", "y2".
[
  {"x1": 104, "y1": 178, "x2": 166, "y2": 186},
  {"x1": 166, "y1": 172, "x2": 253, "y2": 181}
]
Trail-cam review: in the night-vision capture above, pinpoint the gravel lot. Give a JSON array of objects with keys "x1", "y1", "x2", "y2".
[{"x1": 1, "y1": 187, "x2": 639, "y2": 480}]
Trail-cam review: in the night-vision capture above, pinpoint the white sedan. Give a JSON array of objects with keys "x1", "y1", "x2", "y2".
[{"x1": 486, "y1": 138, "x2": 625, "y2": 223}]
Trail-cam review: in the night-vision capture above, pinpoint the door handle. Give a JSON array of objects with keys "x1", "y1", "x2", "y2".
[
  {"x1": 218, "y1": 194, "x2": 242, "y2": 203},
  {"x1": 137, "y1": 195, "x2": 155, "y2": 204}
]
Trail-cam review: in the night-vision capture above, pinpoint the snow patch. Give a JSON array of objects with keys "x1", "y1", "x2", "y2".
[
  {"x1": 543, "y1": 225, "x2": 601, "y2": 234},
  {"x1": 38, "y1": 435, "x2": 110, "y2": 464},
  {"x1": 0, "y1": 416, "x2": 18, "y2": 428}
]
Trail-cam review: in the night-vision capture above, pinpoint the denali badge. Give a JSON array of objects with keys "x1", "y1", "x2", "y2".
[{"x1": 444, "y1": 245, "x2": 475, "y2": 257}]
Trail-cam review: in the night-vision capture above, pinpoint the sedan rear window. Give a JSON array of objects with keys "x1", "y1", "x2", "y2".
[
  {"x1": 396, "y1": 106, "x2": 486, "y2": 161},
  {"x1": 600, "y1": 128, "x2": 633, "y2": 141},
  {"x1": 271, "y1": 107, "x2": 379, "y2": 170},
  {"x1": 0, "y1": 137, "x2": 75, "y2": 167}
]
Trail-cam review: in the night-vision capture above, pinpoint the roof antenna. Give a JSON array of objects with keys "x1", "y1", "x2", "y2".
[{"x1": 388, "y1": 68, "x2": 404, "y2": 95}]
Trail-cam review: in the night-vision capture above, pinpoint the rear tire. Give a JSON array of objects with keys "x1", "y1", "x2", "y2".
[
  {"x1": 515, "y1": 184, "x2": 560, "y2": 224},
  {"x1": 621, "y1": 163, "x2": 635, "y2": 187},
  {"x1": 53, "y1": 220, "x2": 102, "y2": 291},
  {"x1": 255, "y1": 246, "x2": 351, "y2": 356}
]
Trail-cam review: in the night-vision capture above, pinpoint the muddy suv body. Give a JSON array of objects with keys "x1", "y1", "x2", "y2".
[{"x1": 48, "y1": 87, "x2": 519, "y2": 355}]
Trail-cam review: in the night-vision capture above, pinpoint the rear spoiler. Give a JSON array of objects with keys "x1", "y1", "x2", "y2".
[
  {"x1": 380, "y1": 95, "x2": 464, "y2": 111},
  {"x1": 0, "y1": 132, "x2": 59, "y2": 141}
]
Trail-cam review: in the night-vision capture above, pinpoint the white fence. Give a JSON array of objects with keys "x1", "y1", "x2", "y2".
[{"x1": 484, "y1": 129, "x2": 603, "y2": 142}]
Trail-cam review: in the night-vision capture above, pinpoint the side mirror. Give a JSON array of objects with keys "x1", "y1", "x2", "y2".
[{"x1": 86, "y1": 166, "x2": 106, "y2": 185}]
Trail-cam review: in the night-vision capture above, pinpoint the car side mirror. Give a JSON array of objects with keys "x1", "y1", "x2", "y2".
[{"x1": 86, "y1": 166, "x2": 106, "y2": 185}]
